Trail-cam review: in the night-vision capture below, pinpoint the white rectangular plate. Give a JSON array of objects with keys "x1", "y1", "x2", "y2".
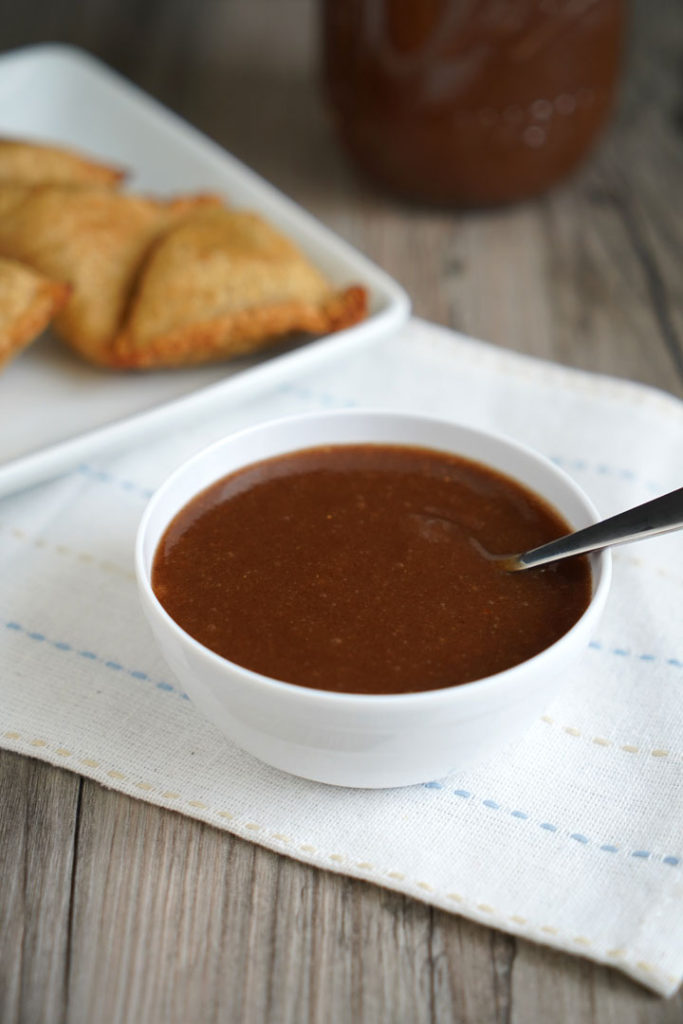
[{"x1": 0, "y1": 44, "x2": 409, "y2": 498}]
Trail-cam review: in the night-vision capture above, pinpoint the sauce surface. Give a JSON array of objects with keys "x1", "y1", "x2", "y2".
[{"x1": 152, "y1": 444, "x2": 592, "y2": 695}]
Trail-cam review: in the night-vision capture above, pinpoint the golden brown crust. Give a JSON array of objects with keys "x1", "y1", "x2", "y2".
[
  {"x1": 0, "y1": 138, "x2": 125, "y2": 187},
  {"x1": 316, "y1": 284, "x2": 368, "y2": 333},
  {"x1": 113, "y1": 285, "x2": 368, "y2": 368},
  {"x1": 112, "y1": 208, "x2": 368, "y2": 368},
  {"x1": 0, "y1": 183, "x2": 33, "y2": 219},
  {"x1": 0, "y1": 257, "x2": 70, "y2": 368},
  {"x1": 0, "y1": 186, "x2": 222, "y2": 365}
]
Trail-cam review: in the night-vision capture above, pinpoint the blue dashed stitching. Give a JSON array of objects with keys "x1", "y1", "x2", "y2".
[
  {"x1": 76, "y1": 464, "x2": 154, "y2": 500},
  {"x1": 422, "y1": 784, "x2": 680, "y2": 867},
  {"x1": 549, "y1": 456, "x2": 660, "y2": 492},
  {"x1": 588, "y1": 641, "x2": 682, "y2": 668},
  {"x1": 279, "y1": 382, "x2": 358, "y2": 409},
  {"x1": 4, "y1": 619, "x2": 189, "y2": 700}
]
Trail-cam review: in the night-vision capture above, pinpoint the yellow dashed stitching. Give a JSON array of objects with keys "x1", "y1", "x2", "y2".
[
  {"x1": 542, "y1": 718, "x2": 677, "y2": 761},
  {"x1": 613, "y1": 550, "x2": 683, "y2": 586},
  {"x1": 0, "y1": 523, "x2": 134, "y2": 579}
]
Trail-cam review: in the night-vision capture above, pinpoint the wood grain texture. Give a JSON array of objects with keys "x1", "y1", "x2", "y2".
[
  {"x1": 1, "y1": 1, "x2": 682, "y2": 1022},
  {"x1": 0, "y1": 751, "x2": 80, "y2": 1024}
]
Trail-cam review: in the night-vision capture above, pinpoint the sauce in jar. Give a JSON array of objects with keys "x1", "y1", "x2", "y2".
[
  {"x1": 323, "y1": 0, "x2": 624, "y2": 205},
  {"x1": 152, "y1": 444, "x2": 592, "y2": 695}
]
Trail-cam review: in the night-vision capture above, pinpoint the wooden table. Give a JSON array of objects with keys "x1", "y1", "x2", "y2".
[{"x1": 2, "y1": 2, "x2": 682, "y2": 1021}]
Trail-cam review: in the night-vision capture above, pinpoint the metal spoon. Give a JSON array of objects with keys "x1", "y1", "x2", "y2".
[{"x1": 495, "y1": 486, "x2": 683, "y2": 572}]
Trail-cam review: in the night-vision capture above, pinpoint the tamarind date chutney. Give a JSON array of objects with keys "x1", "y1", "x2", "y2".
[{"x1": 152, "y1": 444, "x2": 591, "y2": 695}]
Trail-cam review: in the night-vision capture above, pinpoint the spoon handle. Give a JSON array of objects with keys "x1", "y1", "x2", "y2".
[{"x1": 514, "y1": 486, "x2": 683, "y2": 570}]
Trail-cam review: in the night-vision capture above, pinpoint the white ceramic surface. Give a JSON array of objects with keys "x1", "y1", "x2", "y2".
[
  {"x1": 136, "y1": 411, "x2": 611, "y2": 788},
  {"x1": 0, "y1": 44, "x2": 409, "y2": 498}
]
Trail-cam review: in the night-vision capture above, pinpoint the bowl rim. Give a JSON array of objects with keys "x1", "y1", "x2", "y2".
[{"x1": 135, "y1": 408, "x2": 612, "y2": 707}]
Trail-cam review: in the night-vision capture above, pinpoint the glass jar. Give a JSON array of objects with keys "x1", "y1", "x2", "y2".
[{"x1": 322, "y1": 0, "x2": 625, "y2": 205}]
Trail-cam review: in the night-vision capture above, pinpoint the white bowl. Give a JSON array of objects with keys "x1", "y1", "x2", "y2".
[{"x1": 136, "y1": 411, "x2": 611, "y2": 788}]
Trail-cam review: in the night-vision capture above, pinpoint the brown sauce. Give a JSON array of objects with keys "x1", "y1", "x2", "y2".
[
  {"x1": 152, "y1": 444, "x2": 592, "y2": 695},
  {"x1": 323, "y1": 0, "x2": 624, "y2": 205}
]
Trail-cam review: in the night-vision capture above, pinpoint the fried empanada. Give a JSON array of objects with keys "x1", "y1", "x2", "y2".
[
  {"x1": 0, "y1": 138, "x2": 125, "y2": 187},
  {"x1": 113, "y1": 208, "x2": 367, "y2": 368},
  {"x1": 0, "y1": 186, "x2": 221, "y2": 364},
  {"x1": 0, "y1": 257, "x2": 69, "y2": 369},
  {"x1": 0, "y1": 183, "x2": 33, "y2": 219}
]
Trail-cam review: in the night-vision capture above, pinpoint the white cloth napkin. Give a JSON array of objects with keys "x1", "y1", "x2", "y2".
[{"x1": 2, "y1": 318, "x2": 682, "y2": 996}]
